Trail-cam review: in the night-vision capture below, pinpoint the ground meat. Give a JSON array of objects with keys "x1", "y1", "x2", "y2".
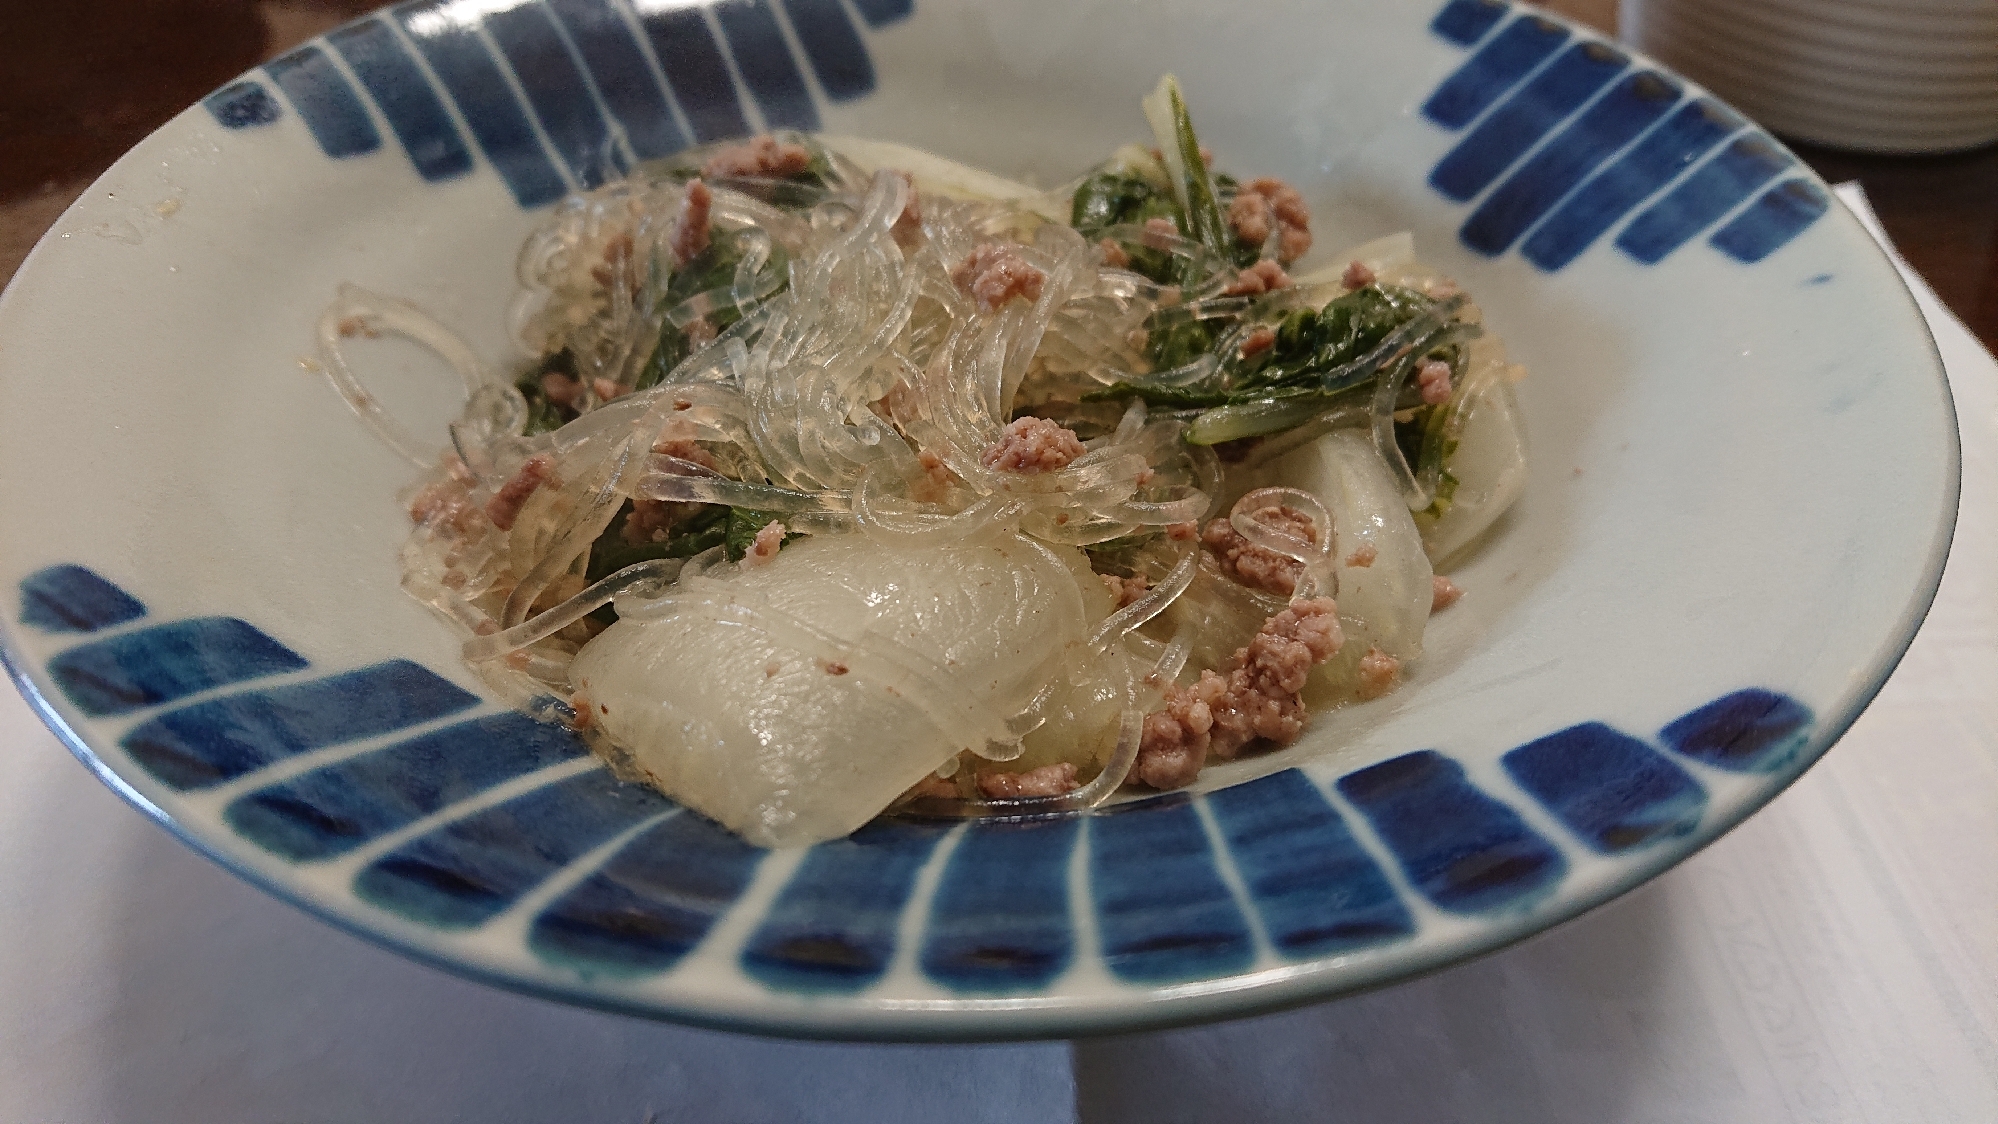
[
  {"x1": 1101, "y1": 572, "x2": 1151, "y2": 608},
  {"x1": 1240, "y1": 326, "x2": 1277, "y2": 359},
  {"x1": 484, "y1": 453, "x2": 554, "y2": 532},
  {"x1": 1202, "y1": 505, "x2": 1317, "y2": 596},
  {"x1": 541, "y1": 371, "x2": 584, "y2": 407},
  {"x1": 700, "y1": 135, "x2": 813, "y2": 180},
  {"x1": 1341, "y1": 260, "x2": 1376, "y2": 290},
  {"x1": 1345, "y1": 541, "x2": 1378, "y2": 568},
  {"x1": 592, "y1": 377, "x2": 628, "y2": 402},
  {"x1": 978, "y1": 762, "x2": 1081, "y2": 799},
  {"x1": 408, "y1": 477, "x2": 478, "y2": 532},
  {"x1": 909, "y1": 447, "x2": 957, "y2": 503},
  {"x1": 620, "y1": 499, "x2": 678, "y2": 546},
  {"x1": 979, "y1": 416, "x2": 1086, "y2": 474},
  {"x1": 669, "y1": 178, "x2": 712, "y2": 267},
  {"x1": 651, "y1": 416, "x2": 718, "y2": 469},
  {"x1": 1417, "y1": 358, "x2": 1453, "y2": 405},
  {"x1": 891, "y1": 170, "x2": 922, "y2": 246},
  {"x1": 1143, "y1": 216, "x2": 1180, "y2": 239},
  {"x1": 1166, "y1": 521, "x2": 1198, "y2": 541},
  {"x1": 1099, "y1": 238, "x2": 1130, "y2": 269},
  {"x1": 1227, "y1": 177, "x2": 1312, "y2": 264},
  {"x1": 903, "y1": 773, "x2": 959, "y2": 801},
  {"x1": 684, "y1": 316, "x2": 718, "y2": 348},
  {"x1": 1134, "y1": 598, "x2": 1343, "y2": 789},
  {"x1": 1357, "y1": 646, "x2": 1400, "y2": 700},
  {"x1": 335, "y1": 315, "x2": 379, "y2": 338},
  {"x1": 590, "y1": 231, "x2": 637, "y2": 292},
  {"x1": 951, "y1": 242, "x2": 1046, "y2": 312},
  {"x1": 741, "y1": 519, "x2": 785, "y2": 568},
  {"x1": 1431, "y1": 575, "x2": 1463, "y2": 612},
  {"x1": 1224, "y1": 259, "x2": 1291, "y2": 297}
]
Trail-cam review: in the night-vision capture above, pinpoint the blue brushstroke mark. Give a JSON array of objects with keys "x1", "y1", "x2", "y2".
[
  {"x1": 393, "y1": 0, "x2": 570, "y2": 208},
  {"x1": 634, "y1": 3, "x2": 751, "y2": 143},
  {"x1": 1422, "y1": 15, "x2": 1570, "y2": 130},
  {"x1": 1520, "y1": 97, "x2": 1741, "y2": 271},
  {"x1": 1660, "y1": 689, "x2": 1814, "y2": 773},
  {"x1": 778, "y1": 0, "x2": 875, "y2": 103},
  {"x1": 205, "y1": 80, "x2": 282, "y2": 128},
  {"x1": 1431, "y1": 0, "x2": 1508, "y2": 46},
  {"x1": 327, "y1": 17, "x2": 476, "y2": 181},
  {"x1": 1615, "y1": 133, "x2": 1791, "y2": 265},
  {"x1": 1806, "y1": 272, "x2": 1833, "y2": 285},
  {"x1": 1711, "y1": 178, "x2": 1829, "y2": 264},
  {"x1": 355, "y1": 767, "x2": 672, "y2": 928},
  {"x1": 1338, "y1": 751, "x2": 1568, "y2": 914},
  {"x1": 740, "y1": 818, "x2": 953, "y2": 993},
  {"x1": 544, "y1": 0, "x2": 691, "y2": 161},
  {"x1": 485, "y1": 2, "x2": 628, "y2": 187},
  {"x1": 120, "y1": 660, "x2": 479, "y2": 792},
  {"x1": 712, "y1": 0, "x2": 820, "y2": 130},
  {"x1": 921, "y1": 817, "x2": 1080, "y2": 992},
  {"x1": 529, "y1": 811, "x2": 766, "y2": 976},
  {"x1": 223, "y1": 711, "x2": 584, "y2": 861},
  {"x1": 1206, "y1": 771, "x2": 1414, "y2": 956},
  {"x1": 18, "y1": 565, "x2": 146, "y2": 634},
  {"x1": 1503, "y1": 722, "x2": 1708, "y2": 853},
  {"x1": 1430, "y1": 40, "x2": 1630, "y2": 203},
  {"x1": 1460, "y1": 69, "x2": 1680, "y2": 256},
  {"x1": 1088, "y1": 797, "x2": 1253, "y2": 983},
  {"x1": 263, "y1": 44, "x2": 382, "y2": 158},
  {"x1": 49, "y1": 618, "x2": 307, "y2": 718},
  {"x1": 849, "y1": 0, "x2": 913, "y2": 28}
]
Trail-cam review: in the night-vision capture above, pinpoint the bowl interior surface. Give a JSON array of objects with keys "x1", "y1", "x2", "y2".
[{"x1": 0, "y1": 0, "x2": 1955, "y2": 1038}]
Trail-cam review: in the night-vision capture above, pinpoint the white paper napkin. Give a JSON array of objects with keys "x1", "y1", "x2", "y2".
[{"x1": 2, "y1": 186, "x2": 1991, "y2": 1123}]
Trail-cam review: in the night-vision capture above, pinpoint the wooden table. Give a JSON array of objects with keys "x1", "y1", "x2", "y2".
[{"x1": 4, "y1": 1, "x2": 1993, "y2": 351}]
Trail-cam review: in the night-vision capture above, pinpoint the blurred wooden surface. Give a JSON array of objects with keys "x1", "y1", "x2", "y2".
[{"x1": 2, "y1": 0, "x2": 1993, "y2": 348}]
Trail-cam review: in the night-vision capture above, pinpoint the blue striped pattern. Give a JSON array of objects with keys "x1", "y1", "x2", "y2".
[
  {"x1": 329, "y1": 17, "x2": 476, "y2": 181},
  {"x1": 224, "y1": 712, "x2": 585, "y2": 861},
  {"x1": 1520, "y1": 98, "x2": 1742, "y2": 272},
  {"x1": 21, "y1": 566, "x2": 1821, "y2": 1000},
  {"x1": 122, "y1": 660, "x2": 478, "y2": 791},
  {"x1": 1338, "y1": 751, "x2": 1567, "y2": 914},
  {"x1": 485, "y1": 2, "x2": 630, "y2": 187},
  {"x1": 1089, "y1": 798, "x2": 1254, "y2": 983},
  {"x1": 1503, "y1": 722, "x2": 1707, "y2": 852},
  {"x1": 777, "y1": 0, "x2": 874, "y2": 102},
  {"x1": 205, "y1": 80, "x2": 282, "y2": 128},
  {"x1": 921, "y1": 818, "x2": 1080, "y2": 992},
  {"x1": 529, "y1": 811, "x2": 766, "y2": 975},
  {"x1": 265, "y1": 44, "x2": 382, "y2": 159},
  {"x1": 18, "y1": 564, "x2": 146, "y2": 634},
  {"x1": 545, "y1": 0, "x2": 691, "y2": 161},
  {"x1": 237, "y1": 0, "x2": 891, "y2": 206},
  {"x1": 636, "y1": 4, "x2": 752, "y2": 143},
  {"x1": 714, "y1": 0, "x2": 820, "y2": 130},
  {"x1": 1206, "y1": 771, "x2": 1413, "y2": 956},
  {"x1": 740, "y1": 818, "x2": 953, "y2": 992},
  {"x1": 49, "y1": 618, "x2": 307, "y2": 718},
  {"x1": 1430, "y1": 0, "x2": 1508, "y2": 47},
  {"x1": 356, "y1": 767, "x2": 671, "y2": 928},
  {"x1": 1711, "y1": 179, "x2": 1831, "y2": 264},
  {"x1": 1422, "y1": 5, "x2": 1826, "y2": 269},
  {"x1": 1660, "y1": 689, "x2": 1813, "y2": 773}
]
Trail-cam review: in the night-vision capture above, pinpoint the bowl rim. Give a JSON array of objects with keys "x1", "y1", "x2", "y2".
[{"x1": 0, "y1": 0, "x2": 1964, "y2": 1040}]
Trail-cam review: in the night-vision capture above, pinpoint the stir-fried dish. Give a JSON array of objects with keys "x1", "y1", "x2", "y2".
[{"x1": 319, "y1": 77, "x2": 1528, "y2": 847}]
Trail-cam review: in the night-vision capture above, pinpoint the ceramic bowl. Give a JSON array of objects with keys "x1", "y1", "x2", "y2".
[{"x1": 0, "y1": 0, "x2": 1956, "y2": 1039}]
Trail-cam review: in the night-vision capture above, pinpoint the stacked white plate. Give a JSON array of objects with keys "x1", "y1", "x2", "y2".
[{"x1": 1621, "y1": 0, "x2": 1998, "y2": 153}]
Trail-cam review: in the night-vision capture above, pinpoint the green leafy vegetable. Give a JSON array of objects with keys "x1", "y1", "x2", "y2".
[
  {"x1": 1141, "y1": 75, "x2": 1229, "y2": 258},
  {"x1": 634, "y1": 230, "x2": 788, "y2": 392},
  {"x1": 585, "y1": 503, "x2": 729, "y2": 584},
  {"x1": 723, "y1": 507, "x2": 802, "y2": 562},
  {"x1": 516, "y1": 348, "x2": 579, "y2": 436}
]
